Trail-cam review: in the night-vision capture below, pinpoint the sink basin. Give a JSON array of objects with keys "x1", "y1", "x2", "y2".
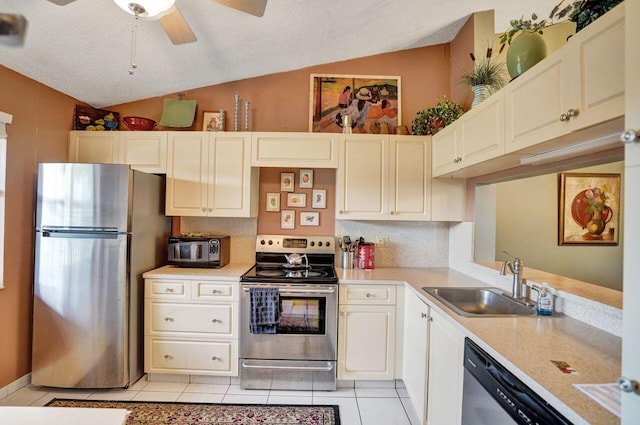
[{"x1": 422, "y1": 287, "x2": 536, "y2": 317}]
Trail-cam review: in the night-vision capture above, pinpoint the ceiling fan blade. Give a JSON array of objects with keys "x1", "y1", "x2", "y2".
[
  {"x1": 214, "y1": 0, "x2": 267, "y2": 17},
  {"x1": 45, "y1": 0, "x2": 77, "y2": 5},
  {"x1": 159, "y1": 6, "x2": 197, "y2": 45}
]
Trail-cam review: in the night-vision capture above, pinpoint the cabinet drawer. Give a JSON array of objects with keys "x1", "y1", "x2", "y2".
[
  {"x1": 146, "y1": 338, "x2": 236, "y2": 374},
  {"x1": 146, "y1": 302, "x2": 234, "y2": 336},
  {"x1": 145, "y1": 280, "x2": 188, "y2": 300},
  {"x1": 339, "y1": 285, "x2": 396, "y2": 305},
  {"x1": 193, "y1": 282, "x2": 237, "y2": 301}
]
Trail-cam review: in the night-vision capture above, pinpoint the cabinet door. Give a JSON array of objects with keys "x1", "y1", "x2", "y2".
[
  {"x1": 389, "y1": 136, "x2": 431, "y2": 220},
  {"x1": 251, "y1": 132, "x2": 338, "y2": 168},
  {"x1": 460, "y1": 91, "x2": 505, "y2": 167},
  {"x1": 337, "y1": 304, "x2": 395, "y2": 380},
  {"x1": 208, "y1": 132, "x2": 257, "y2": 217},
  {"x1": 403, "y1": 290, "x2": 430, "y2": 425},
  {"x1": 166, "y1": 132, "x2": 209, "y2": 216},
  {"x1": 504, "y1": 52, "x2": 572, "y2": 153},
  {"x1": 426, "y1": 310, "x2": 465, "y2": 425},
  {"x1": 431, "y1": 124, "x2": 460, "y2": 177},
  {"x1": 119, "y1": 132, "x2": 167, "y2": 174},
  {"x1": 336, "y1": 135, "x2": 388, "y2": 220},
  {"x1": 68, "y1": 131, "x2": 119, "y2": 164}
]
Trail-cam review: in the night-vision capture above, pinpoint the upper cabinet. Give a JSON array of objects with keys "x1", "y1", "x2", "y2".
[
  {"x1": 251, "y1": 132, "x2": 339, "y2": 168},
  {"x1": 165, "y1": 132, "x2": 257, "y2": 217},
  {"x1": 504, "y1": 4, "x2": 624, "y2": 153},
  {"x1": 336, "y1": 134, "x2": 465, "y2": 221},
  {"x1": 69, "y1": 131, "x2": 119, "y2": 164}
]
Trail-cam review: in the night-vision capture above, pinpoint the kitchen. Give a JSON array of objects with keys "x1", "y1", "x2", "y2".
[{"x1": 1, "y1": 1, "x2": 639, "y2": 424}]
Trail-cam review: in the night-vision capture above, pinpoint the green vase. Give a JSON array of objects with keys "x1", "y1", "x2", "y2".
[{"x1": 506, "y1": 31, "x2": 548, "y2": 80}]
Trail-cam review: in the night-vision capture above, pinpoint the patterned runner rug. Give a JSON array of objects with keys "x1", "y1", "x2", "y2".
[{"x1": 46, "y1": 399, "x2": 340, "y2": 425}]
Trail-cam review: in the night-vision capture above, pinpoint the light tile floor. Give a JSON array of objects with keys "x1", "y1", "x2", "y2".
[{"x1": 0, "y1": 376, "x2": 421, "y2": 425}]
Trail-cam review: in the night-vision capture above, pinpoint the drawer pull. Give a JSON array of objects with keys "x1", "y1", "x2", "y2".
[
  {"x1": 163, "y1": 354, "x2": 172, "y2": 359},
  {"x1": 421, "y1": 312, "x2": 427, "y2": 318},
  {"x1": 211, "y1": 318, "x2": 219, "y2": 323},
  {"x1": 165, "y1": 288, "x2": 174, "y2": 293},
  {"x1": 211, "y1": 289, "x2": 220, "y2": 294},
  {"x1": 211, "y1": 356, "x2": 218, "y2": 361},
  {"x1": 366, "y1": 293, "x2": 371, "y2": 298},
  {"x1": 164, "y1": 317, "x2": 174, "y2": 322}
]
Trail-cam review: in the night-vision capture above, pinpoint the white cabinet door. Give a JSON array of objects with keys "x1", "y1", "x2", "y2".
[
  {"x1": 119, "y1": 132, "x2": 167, "y2": 173},
  {"x1": 432, "y1": 124, "x2": 460, "y2": 177},
  {"x1": 426, "y1": 310, "x2": 464, "y2": 425},
  {"x1": 460, "y1": 91, "x2": 505, "y2": 166},
  {"x1": 336, "y1": 135, "x2": 388, "y2": 220},
  {"x1": 165, "y1": 132, "x2": 209, "y2": 216},
  {"x1": 68, "y1": 131, "x2": 119, "y2": 164},
  {"x1": 208, "y1": 132, "x2": 257, "y2": 217},
  {"x1": 389, "y1": 136, "x2": 431, "y2": 220},
  {"x1": 402, "y1": 290, "x2": 430, "y2": 425},
  {"x1": 338, "y1": 304, "x2": 396, "y2": 380},
  {"x1": 251, "y1": 132, "x2": 338, "y2": 168}
]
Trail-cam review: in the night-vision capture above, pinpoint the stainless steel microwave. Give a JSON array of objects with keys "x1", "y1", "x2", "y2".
[{"x1": 168, "y1": 235, "x2": 230, "y2": 268}]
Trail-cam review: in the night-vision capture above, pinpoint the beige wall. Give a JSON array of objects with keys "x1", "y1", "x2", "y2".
[{"x1": 0, "y1": 66, "x2": 79, "y2": 388}]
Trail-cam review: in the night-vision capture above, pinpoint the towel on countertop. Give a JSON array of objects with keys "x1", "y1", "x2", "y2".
[
  {"x1": 159, "y1": 98, "x2": 197, "y2": 128},
  {"x1": 249, "y1": 287, "x2": 281, "y2": 334}
]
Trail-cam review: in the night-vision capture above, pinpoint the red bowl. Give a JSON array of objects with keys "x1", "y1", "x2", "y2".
[{"x1": 122, "y1": 116, "x2": 157, "y2": 131}]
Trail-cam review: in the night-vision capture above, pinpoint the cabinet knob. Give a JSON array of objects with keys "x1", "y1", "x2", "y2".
[
  {"x1": 163, "y1": 354, "x2": 171, "y2": 359},
  {"x1": 560, "y1": 108, "x2": 579, "y2": 122},
  {"x1": 201, "y1": 207, "x2": 206, "y2": 212},
  {"x1": 421, "y1": 312, "x2": 427, "y2": 318},
  {"x1": 617, "y1": 377, "x2": 639, "y2": 393},
  {"x1": 340, "y1": 311, "x2": 345, "y2": 317},
  {"x1": 211, "y1": 289, "x2": 219, "y2": 294},
  {"x1": 620, "y1": 129, "x2": 639, "y2": 144},
  {"x1": 211, "y1": 356, "x2": 218, "y2": 361},
  {"x1": 390, "y1": 211, "x2": 395, "y2": 215},
  {"x1": 211, "y1": 318, "x2": 218, "y2": 323},
  {"x1": 339, "y1": 210, "x2": 344, "y2": 214},
  {"x1": 164, "y1": 317, "x2": 173, "y2": 322},
  {"x1": 366, "y1": 293, "x2": 371, "y2": 298},
  {"x1": 165, "y1": 288, "x2": 174, "y2": 293}
]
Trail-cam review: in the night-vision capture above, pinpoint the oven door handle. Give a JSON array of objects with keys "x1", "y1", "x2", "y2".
[
  {"x1": 241, "y1": 360, "x2": 334, "y2": 372},
  {"x1": 242, "y1": 287, "x2": 336, "y2": 295}
]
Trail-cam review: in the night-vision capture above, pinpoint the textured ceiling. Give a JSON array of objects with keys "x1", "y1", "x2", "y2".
[{"x1": 0, "y1": 0, "x2": 560, "y2": 108}]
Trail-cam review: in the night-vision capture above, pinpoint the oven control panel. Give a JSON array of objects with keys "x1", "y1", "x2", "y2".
[{"x1": 256, "y1": 235, "x2": 335, "y2": 254}]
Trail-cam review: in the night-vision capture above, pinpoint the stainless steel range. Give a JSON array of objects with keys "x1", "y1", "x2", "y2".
[{"x1": 240, "y1": 235, "x2": 338, "y2": 391}]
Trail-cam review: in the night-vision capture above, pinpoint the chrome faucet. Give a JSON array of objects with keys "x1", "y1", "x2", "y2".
[{"x1": 500, "y1": 251, "x2": 525, "y2": 300}]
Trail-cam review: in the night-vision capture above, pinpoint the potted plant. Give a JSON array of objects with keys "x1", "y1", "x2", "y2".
[
  {"x1": 412, "y1": 96, "x2": 464, "y2": 135},
  {"x1": 549, "y1": 0, "x2": 623, "y2": 32},
  {"x1": 459, "y1": 51, "x2": 507, "y2": 107},
  {"x1": 499, "y1": 13, "x2": 549, "y2": 80}
]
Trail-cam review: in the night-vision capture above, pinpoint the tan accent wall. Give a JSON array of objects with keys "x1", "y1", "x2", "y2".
[
  {"x1": 449, "y1": 15, "x2": 475, "y2": 109},
  {"x1": 0, "y1": 66, "x2": 79, "y2": 388}
]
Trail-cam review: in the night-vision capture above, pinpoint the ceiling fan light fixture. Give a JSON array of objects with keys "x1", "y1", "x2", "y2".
[{"x1": 113, "y1": 0, "x2": 175, "y2": 18}]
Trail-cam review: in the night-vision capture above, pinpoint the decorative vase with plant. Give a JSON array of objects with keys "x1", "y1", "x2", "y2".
[
  {"x1": 549, "y1": 0, "x2": 623, "y2": 33},
  {"x1": 460, "y1": 47, "x2": 507, "y2": 107},
  {"x1": 499, "y1": 13, "x2": 549, "y2": 80},
  {"x1": 411, "y1": 96, "x2": 464, "y2": 135}
]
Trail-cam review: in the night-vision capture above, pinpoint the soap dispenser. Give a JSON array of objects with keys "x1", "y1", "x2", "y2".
[{"x1": 536, "y1": 283, "x2": 553, "y2": 316}]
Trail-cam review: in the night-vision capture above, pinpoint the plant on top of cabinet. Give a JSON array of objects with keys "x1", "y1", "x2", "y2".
[
  {"x1": 549, "y1": 0, "x2": 623, "y2": 32},
  {"x1": 460, "y1": 48, "x2": 507, "y2": 108},
  {"x1": 411, "y1": 96, "x2": 463, "y2": 135},
  {"x1": 499, "y1": 13, "x2": 549, "y2": 79}
]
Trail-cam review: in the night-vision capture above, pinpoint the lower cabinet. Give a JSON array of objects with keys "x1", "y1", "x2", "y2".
[
  {"x1": 144, "y1": 278, "x2": 239, "y2": 376},
  {"x1": 337, "y1": 285, "x2": 396, "y2": 380}
]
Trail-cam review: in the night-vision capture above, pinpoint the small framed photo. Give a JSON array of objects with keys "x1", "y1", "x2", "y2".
[
  {"x1": 281, "y1": 210, "x2": 295, "y2": 229},
  {"x1": 312, "y1": 189, "x2": 326, "y2": 209},
  {"x1": 281, "y1": 172, "x2": 295, "y2": 192},
  {"x1": 299, "y1": 169, "x2": 314, "y2": 188},
  {"x1": 300, "y1": 212, "x2": 320, "y2": 226},
  {"x1": 266, "y1": 193, "x2": 280, "y2": 212},
  {"x1": 203, "y1": 111, "x2": 224, "y2": 131},
  {"x1": 287, "y1": 193, "x2": 307, "y2": 208}
]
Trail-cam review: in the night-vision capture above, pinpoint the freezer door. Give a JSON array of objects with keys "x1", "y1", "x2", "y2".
[
  {"x1": 32, "y1": 230, "x2": 129, "y2": 388},
  {"x1": 36, "y1": 163, "x2": 131, "y2": 231}
]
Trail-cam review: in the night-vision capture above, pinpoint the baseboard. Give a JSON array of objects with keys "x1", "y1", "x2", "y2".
[{"x1": 0, "y1": 373, "x2": 30, "y2": 400}]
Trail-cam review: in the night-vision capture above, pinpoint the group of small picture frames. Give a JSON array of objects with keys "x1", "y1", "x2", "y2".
[{"x1": 266, "y1": 170, "x2": 326, "y2": 229}]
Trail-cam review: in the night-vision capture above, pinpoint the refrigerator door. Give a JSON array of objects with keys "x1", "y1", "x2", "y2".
[
  {"x1": 36, "y1": 163, "x2": 131, "y2": 232},
  {"x1": 32, "y1": 230, "x2": 129, "y2": 388}
]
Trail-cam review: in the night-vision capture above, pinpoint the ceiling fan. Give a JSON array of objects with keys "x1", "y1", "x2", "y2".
[{"x1": 45, "y1": 0, "x2": 267, "y2": 45}]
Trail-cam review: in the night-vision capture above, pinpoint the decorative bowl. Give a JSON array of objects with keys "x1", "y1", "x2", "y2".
[{"x1": 122, "y1": 116, "x2": 157, "y2": 131}]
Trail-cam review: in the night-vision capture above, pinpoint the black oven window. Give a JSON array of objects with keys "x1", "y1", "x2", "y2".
[{"x1": 277, "y1": 297, "x2": 326, "y2": 335}]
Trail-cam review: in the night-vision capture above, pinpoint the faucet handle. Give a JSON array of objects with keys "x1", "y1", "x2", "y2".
[{"x1": 500, "y1": 260, "x2": 508, "y2": 275}]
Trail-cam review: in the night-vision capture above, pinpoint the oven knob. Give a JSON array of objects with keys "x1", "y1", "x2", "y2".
[
  {"x1": 260, "y1": 240, "x2": 266, "y2": 245},
  {"x1": 268, "y1": 240, "x2": 273, "y2": 245},
  {"x1": 310, "y1": 241, "x2": 315, "y2": 247},
  {"x1": 318, "y1": 241, "x2": 323, "y2": 247},
  {"x1": 326, "y1": 241, "x2": 331, "y2": 247}
]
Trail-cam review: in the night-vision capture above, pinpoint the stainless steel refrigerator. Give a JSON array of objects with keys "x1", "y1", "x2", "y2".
[{"x1": 32, "y1": 163, "x2": 170, "y2": 388}]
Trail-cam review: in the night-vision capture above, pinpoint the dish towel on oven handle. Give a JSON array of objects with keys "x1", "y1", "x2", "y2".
[{"x1": 249, "y1": 287, "x2": 281, "y2": 334}]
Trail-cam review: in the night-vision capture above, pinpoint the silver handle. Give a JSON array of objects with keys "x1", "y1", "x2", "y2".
[
  {"x1": 366, "y1": 293, "x2": 371, "y2": 298},
  {"x1": 164, "y1": 317, "x2": 173, "y2": 322},
  {"x1": 242, "y1": 287, "x2": 336, "y2": 295},
  {"x1": 560, "y1": 108, "x2": 579, "y2": 122},
  {"x1": 201, "y1": 207, "x2": 206, "y2": 212},
  {"x1": 211, "y1": 356, "x2": 218, "y2": 361},
  {"x1": 620, "y1": 129, "x2": 638, "y2": 144},
  {"x1": 618, "y1": 377, "x2": 639, "y2": 393},
  {"x1": 421, "y1": 312, "x2": 427, "y2": 318},
  {"x1": 211, "y1": 289, "x2": 220, "y2": 294},
  {"x1": 241, "y1": 361, "x2": 334, "y2": 372},
  {"x1": 165, "y1": 288, "x2": 174, "y2": 293},
  {"x1": 340, "y1": 311, "x2": 345, "y2": 317},
  {"x1": 211, "y1": 318, "x2": 218, "y2": 323},
  {"x1": 339, "y1": 210, "x2": 344, "y2": 214},
  {"x1": 390, "y1": 211, "x2": 395, "y2": 215},
  {"x1": 163, "y1": 354, "x2": 171, "y2": 359}
]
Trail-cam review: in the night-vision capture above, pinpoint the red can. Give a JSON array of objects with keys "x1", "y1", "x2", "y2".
[{"x1": 357, "y1": 243, "x2": 375, "y2": 269}]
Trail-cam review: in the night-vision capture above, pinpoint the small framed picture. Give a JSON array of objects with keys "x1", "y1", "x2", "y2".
[
  {"x1": 312, "y1": 189, "x2": 326, "y2": 209},
  {"x1": 266, "y1": 193, "x2": 280, "y2": 212},
  {"x1": 287, "y1": 193, "x2": 307, "y2": 207},
  {"x1": 299, "y1": 169, "x2": 314, "y2": 188},
  {"x1": 203, "y1": 111, "x2": 224, "y2": 131},
  {"x1": 281, "y1": 210, "x2": 295, "y2": 229},
  {"x1": 281, "y1": 172, "x2": 295, "y2": 192},
  {"x1": 300, "y1": 212, "x2": 320, "y2": 226}
]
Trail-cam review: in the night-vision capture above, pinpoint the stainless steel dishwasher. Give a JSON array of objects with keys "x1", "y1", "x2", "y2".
[{"x1": 461, "y1": 338, "x2": 573, "y2": 425}]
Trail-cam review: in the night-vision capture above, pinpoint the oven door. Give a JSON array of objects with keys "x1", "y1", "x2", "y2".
[{"x1": 240, "y1": 283, "x2": 338, "y2": 361}]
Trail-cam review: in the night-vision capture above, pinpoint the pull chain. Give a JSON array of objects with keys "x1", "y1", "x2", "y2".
[{"x1": 128, "y1": 15, "x2": 139, "y2": 75}]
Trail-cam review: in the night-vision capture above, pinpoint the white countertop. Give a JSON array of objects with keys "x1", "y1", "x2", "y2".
[{"x1": 143, "y1": 264, "x2": 253, "y2": 280}]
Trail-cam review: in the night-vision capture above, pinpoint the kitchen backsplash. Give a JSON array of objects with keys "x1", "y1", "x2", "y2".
[{"x1": 181, "y1": 217, "x2": 258, "y2": 264}]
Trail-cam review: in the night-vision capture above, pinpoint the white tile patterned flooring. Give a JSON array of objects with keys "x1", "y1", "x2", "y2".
[{"x1": 0, "y1": 375, "x2": 421, "y2": 425}]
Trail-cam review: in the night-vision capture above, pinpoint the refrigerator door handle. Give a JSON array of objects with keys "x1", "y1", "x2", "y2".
[{"x1": 41, "y1": 228, "x2": 124, "y2": 239}]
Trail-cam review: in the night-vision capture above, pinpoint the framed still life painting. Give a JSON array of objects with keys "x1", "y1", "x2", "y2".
[{"x1": 558, "y1": 172, "x2": 621, "y2": 245}]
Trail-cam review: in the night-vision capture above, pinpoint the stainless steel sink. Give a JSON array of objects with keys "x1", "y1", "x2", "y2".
[{"x1": 422, "y1": 287, "x2": 536, "y2": 317}]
